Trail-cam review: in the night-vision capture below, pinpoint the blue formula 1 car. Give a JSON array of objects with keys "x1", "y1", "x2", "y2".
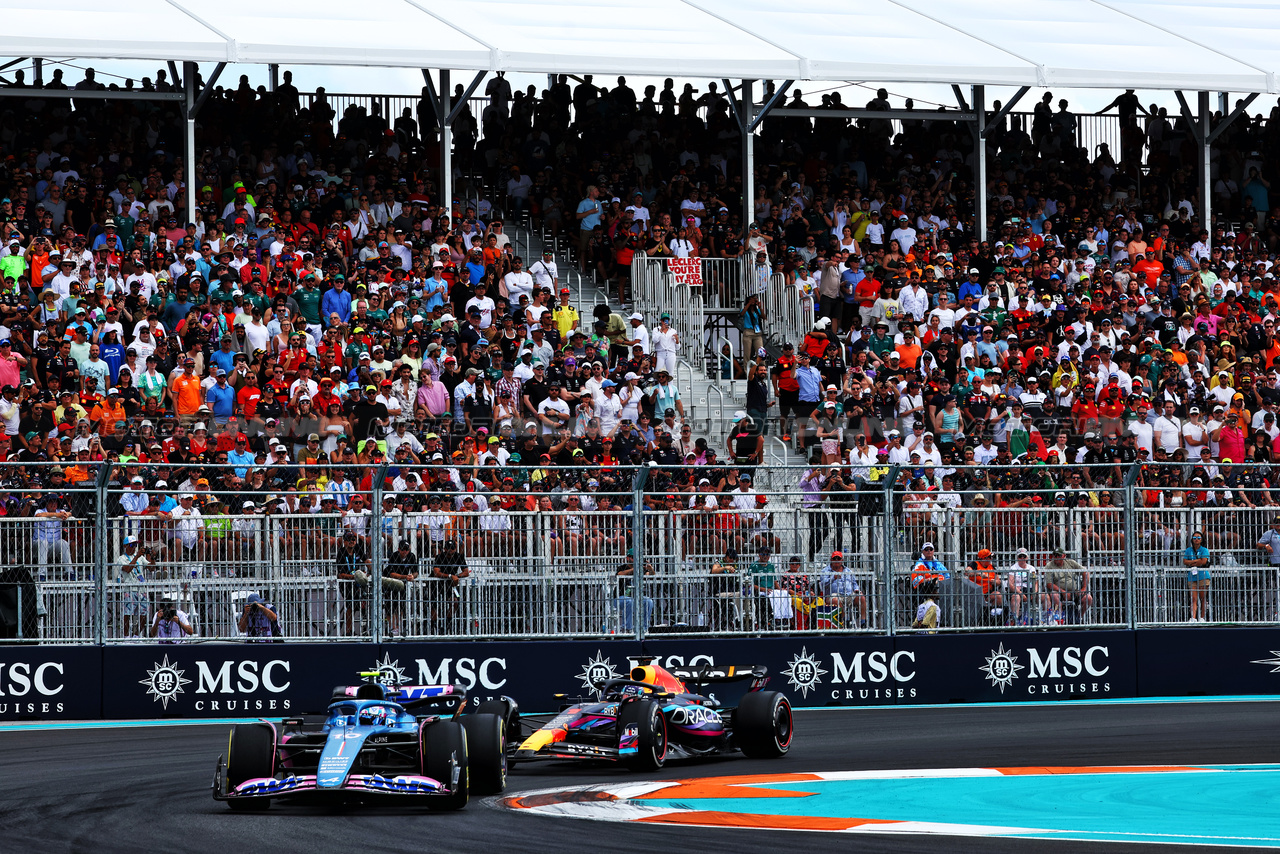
[
  {"x1": 507, "y1": 659, "x2": 792, "y2": 770},
  {"x1": 212, "y1": 671, "x2": 508, "y2": 810}
]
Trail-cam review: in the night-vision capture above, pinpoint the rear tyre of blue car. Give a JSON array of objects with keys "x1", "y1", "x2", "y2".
[
  {"x1": 462, "y1": 713, "x2": 507, "y2": 795},
  {"x1": 736, "y1": 691, "x2": 793, "y2": 759},
  {"x1": 618, "y1": 698, "x2": 667, "y2": 771},
  {"x1": 225, "y1": 723, "x2": 275, "y2": 811},
  {"x1": 422, "y1": 720, "x2": 469, "y2": 810}
]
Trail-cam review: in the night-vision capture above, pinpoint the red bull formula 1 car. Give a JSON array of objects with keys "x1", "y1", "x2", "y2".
[
  {"x1": 212, "y1": 671, "x2": 508, "y2": 810},
  {"x1": 499, "y1": 659, "x2": 792, "y2": 770}
]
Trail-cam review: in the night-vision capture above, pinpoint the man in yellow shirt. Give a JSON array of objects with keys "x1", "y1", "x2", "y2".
[{"x1": 553, "y1": 288, "x2": 579, "y2": 340}]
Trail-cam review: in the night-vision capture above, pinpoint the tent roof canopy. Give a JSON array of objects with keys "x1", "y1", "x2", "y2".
[{"x1": 7, "y1": 0, "x2": 1280, "y2": 93}]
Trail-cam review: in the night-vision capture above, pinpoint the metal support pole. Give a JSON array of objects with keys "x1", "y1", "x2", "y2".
[
  {"x1": 268, "y1": 64, "x2": 278, "y2": 93},
  {"x1": 370, "y1": 462, "x2": 389, "y2": 643},
  {"x1": 94, "y1": 463, "x2": 111, "y2": 643},
  {"x1": 1123, "y1": 463, "x2": 1139, "y2": 629},
  {"x1": 1219, "y1": 92, "x2": 1228, "y2": 114},
  {"x1": 33, "y1": 58, "x2": 42, "y2": 87},
  {"x1": 883, "y1": 465, "x2": 898, "y2": 635},
  {"x1": 973, "y1": 85, "x2": 987, "y2": 244},
  {"x1": 631, "y1": 464, "x2": 651, "y2": 641},
  {"x1": 740, "y1": 79, "x2": 755, "y2": 230},
  {"x1": 1199, "y1": 90, "x2": 1212, "y2": 237},
  {"x1": 439, "y1": 70, "x2": 452, "y2": 221},
  {"x1": 184, "y1": 62, "x2": 197, "y2": 229}
]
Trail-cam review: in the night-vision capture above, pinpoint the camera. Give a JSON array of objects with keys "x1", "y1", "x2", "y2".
[{"x1": 163, "y1": 607, "x2": 177, "y2": 620}]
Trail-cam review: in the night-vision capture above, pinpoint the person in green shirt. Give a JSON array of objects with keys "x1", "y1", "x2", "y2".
[
  {"x1": 0, "y1": 242, "x2": 26, "y2": 283},
  {"x1": 750, "y1": 546, "x2": 778, "y2": 593},
  {"x1": 293, "y1": 275, "x2": 323, "y2": 329}
]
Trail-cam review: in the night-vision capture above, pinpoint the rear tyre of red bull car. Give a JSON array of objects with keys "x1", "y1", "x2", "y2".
[
  {"x1": 735, "y1": 691, "x2": 793, "y2": 758},
  {"x1": 421, "y1": 720, "x2": 469, "y2": 810},
  {"x1": 461, "y1": 713, "x2": 507, "y2": 795},
  {"x1": 224, "y1": 723, "x2": 276, "y2": 811},
  {"x1": 618, "y1": 698, "x2": 667, "y2": 771}
]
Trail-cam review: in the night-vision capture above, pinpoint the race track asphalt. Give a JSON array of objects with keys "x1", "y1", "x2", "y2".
[{"x1": 0, "y1": 700, "x2": 1271, "y2": 853}]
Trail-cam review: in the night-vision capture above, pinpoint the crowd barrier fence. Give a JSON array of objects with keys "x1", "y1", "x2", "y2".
[{"x1": 2, "y1": 463, "x2": 1279, "y2": 644}]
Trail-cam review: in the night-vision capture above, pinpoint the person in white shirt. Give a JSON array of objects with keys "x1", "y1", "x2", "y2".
[
  {"x1": 594, "y1": 381, "x2": 624, "y2": 434},
  {"x1": 899, "y1": 280, "x2": 929, "y2": 322},
  {"x1": 502, "y1": 258, "x2": 535, "y2": 305},
  {"x1": 974, "y1": 436, "x2": 1000, "y2": 465},
  {"x1": 465, "y1": 286, "x2": 498, "y2": 331},
  {"x1": 536, "y1": 384, "x2": 571, "y2": 435},
  {"x1": 528, "y1": 250, "x2": 559, "y2": 291},
  {"x1": 889, "y1": 216, "x2": 917, "y2": 254},
  {"x1": 1127, "y1": 415, "x2": 1154, "y2": 457},
  {"x1": 1182, "y1": 406, "x2": 1209, "y2": 454},
  {"x1": 1152, "y1": 400, "x2": 1183, "y2": 454},
  {"x1": 625, "y1": 193, "x2": 650, "y2": 231},
  {"x1": 626, "y1": 313, "x2": 651, "y2": 354},
  {"x1": 651, "y1": 315, "x2": 680, "y2": 376}
]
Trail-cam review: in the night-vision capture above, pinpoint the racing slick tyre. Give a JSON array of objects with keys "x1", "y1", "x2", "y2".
[
  {"x1": 477, "y1": 699, "x2": 520, "y2": 752},
  {"x1": 422, "y1": 720, "x2": 469, "y2": 810},
  {"x1": 461, "y1": 713, "x2": 507, "y2": 795},
  {"x1": 618, "y1": 698, "x2": 668, "y2": 771},
  {"x1": 225, "y1": 723, "x2": 275, "y2": 811},
  {"x1": 735, "y1": 691, "x2": 793, "y2": 759}
]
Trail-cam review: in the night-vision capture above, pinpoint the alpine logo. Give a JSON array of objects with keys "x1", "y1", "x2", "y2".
[
  {"x1": 577, "y1": 650, "x2": 622, "y2": 692},
  {"x1": 141, "y1": 655, "x2": 192, "y2": 709},
  {"x1": 980, "y1": 643, "x2": 1024, "y2": 693},
  {"x1": 781, "y1": 647, "x2": 828, "y2": 699}
]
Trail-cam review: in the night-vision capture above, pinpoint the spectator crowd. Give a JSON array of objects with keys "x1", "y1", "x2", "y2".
[{"x1": 2, "y1": 67, "x2": 1280, "y2": 636}]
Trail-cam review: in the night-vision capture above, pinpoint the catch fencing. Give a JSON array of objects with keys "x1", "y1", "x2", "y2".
[{"x1": 3, "y1": 463, "x2": 1280, "y2": 643}]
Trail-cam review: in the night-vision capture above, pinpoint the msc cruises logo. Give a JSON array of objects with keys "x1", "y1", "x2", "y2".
[
  {"x1": 979, "y1": 643, "x2": 1025, "y2": 693},
  {"x1": 578, "y1": 651, "x2": 622, "y2": 692},
  {"x1": 141, "y1": 655, "x2": 192, "y2": 708},
  {"x1": 782, "y1": 647, "x2": 828, "y2": 699}
]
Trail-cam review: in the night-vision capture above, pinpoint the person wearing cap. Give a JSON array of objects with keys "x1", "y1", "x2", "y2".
[
  {"x1": 651, "y1": 312, "x2": 680, "y2": 377},
  {"x1": 381, "y1": 539, "x2": 419, "y2": 638},
  {"x1": 237, "y1": 591, "x2": 281, "y2": 641},
  {"x1": 1006, "y1": 547, "x2": 1047, "y2": 625},
  {"x1": 552, "y1": 285, "x2": 580, "y2": 341},
  {"x1": 965, "y1": 548, "x2": 1005, "y2": 623},
  {"x1": 335, "y1": 525, "x2": 372, "y2": 636},
  {"x1": 818, "y1": 549, "x2": 868, "y2": 628},
  {"x1": 34, "y1": 491, "x2": 74, "y2": 580},
  {"x1": 1043, "y1": 547, "x2": 1090, "y2": 625},
  {"x1": 529, "y1": 248, "x2": 559, "y2": 292},
  {"x1": 115, "y1": 534, "x2": 152, "y2": 638},
  {"x1": 911, "y1": 541, "x2": 951, "y2": 604}
]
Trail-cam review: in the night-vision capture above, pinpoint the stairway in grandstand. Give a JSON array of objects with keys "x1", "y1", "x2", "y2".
[{"x1": 506, "y1": 220, "x2": 773, "y2": 459}]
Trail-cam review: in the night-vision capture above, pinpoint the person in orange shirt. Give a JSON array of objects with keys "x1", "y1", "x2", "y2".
[
  {"x1": 90, "y1": 388, "x2": 126, "y2": 435},
  {"x1": 169, "y1": 356, "x2": 204, "y2": 424},
  {"x1": 895, "y1": 327, "x2": 923, "y2": 369}
]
